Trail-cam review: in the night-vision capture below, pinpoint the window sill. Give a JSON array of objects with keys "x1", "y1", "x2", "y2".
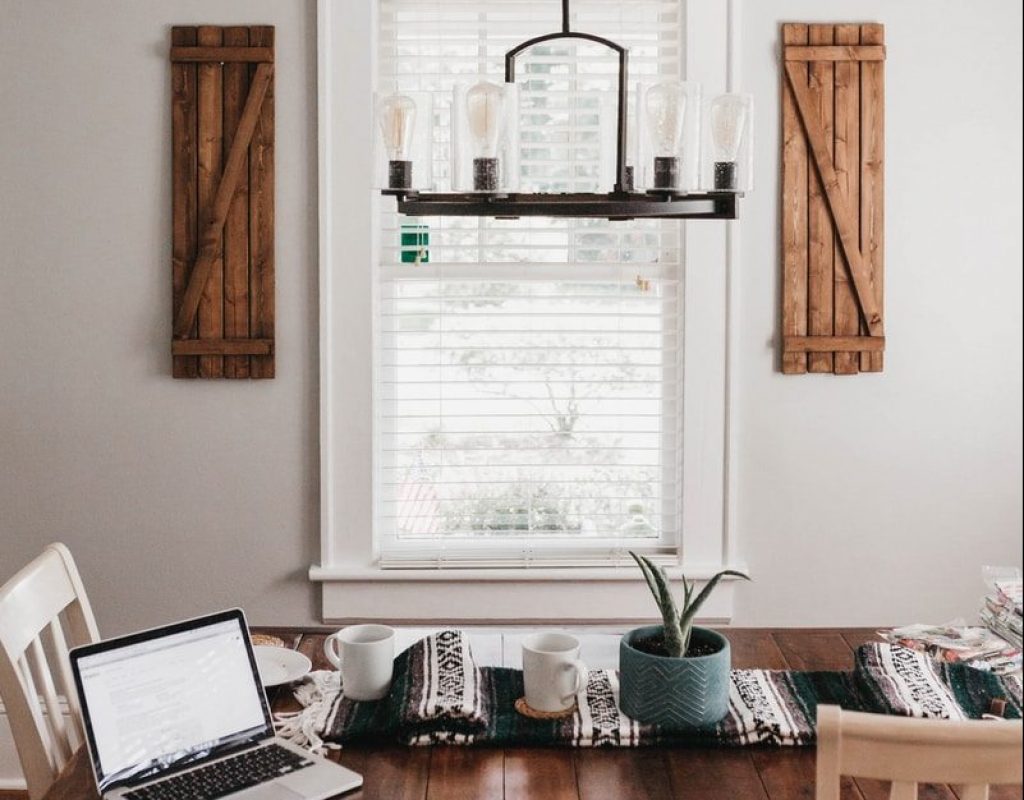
[
  {"x1": 309, "y1": 563, "x2": 747, "y2": 582},
  {"x1": 309, "y1": 562, "x2": 749, "y2": 624}
]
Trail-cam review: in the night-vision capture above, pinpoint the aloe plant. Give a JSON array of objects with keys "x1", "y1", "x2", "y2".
[{"x1": 629, "y1": 552, "x2": 750, "y2": 658}]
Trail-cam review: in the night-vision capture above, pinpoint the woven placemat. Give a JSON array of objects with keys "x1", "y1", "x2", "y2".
[
  {"x1": 251, "y1": 634, "x2": 285, "y2": 648},
  {"x1": 514, "y1": 697, "x2": 576, "y2": 720}
]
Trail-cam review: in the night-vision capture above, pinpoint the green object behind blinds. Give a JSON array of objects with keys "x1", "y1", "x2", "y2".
[{"x1": 401, "y1": 224, "x2": 429, "y2": 264}]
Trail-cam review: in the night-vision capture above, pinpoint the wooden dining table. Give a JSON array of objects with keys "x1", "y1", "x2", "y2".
[{"x1": 39, "y1": 627, "x2": 1022, "y2": 800}]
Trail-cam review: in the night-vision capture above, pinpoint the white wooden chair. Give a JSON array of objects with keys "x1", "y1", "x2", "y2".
[
  {"x1": 816, "y1": 704, "x2": 1024, "y2": 800},
  {"x1": 0, "y1": 543, "x2": 100, "y2": 799}
]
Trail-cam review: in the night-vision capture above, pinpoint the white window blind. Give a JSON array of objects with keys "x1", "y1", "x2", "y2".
[{"x1": 376, "y1": 0, "x2": 685, "y2": 568}]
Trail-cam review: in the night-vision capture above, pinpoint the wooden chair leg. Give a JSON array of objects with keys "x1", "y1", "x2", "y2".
[
  {"x1": 889, "y1": 781, "x2": 917, "y2": 800},
  {"x1": 815, "y1": 705, "x2": 843, "y2": 800}
]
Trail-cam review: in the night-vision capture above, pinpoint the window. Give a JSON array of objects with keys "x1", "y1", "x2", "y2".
[
  {"x1": 317, "y1": 0, "x2": 738, "y2": 621},
  {"x1": 375, "y1": 0, "x2": 686, "y2": 567}
]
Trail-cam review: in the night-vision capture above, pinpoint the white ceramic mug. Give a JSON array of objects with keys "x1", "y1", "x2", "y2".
[
  {"x1": 323, "y1": 624, "x2": 395, "y2": 701},
  {"x1": 522, "y1": 632, "x2": 589, "y2": 713}
]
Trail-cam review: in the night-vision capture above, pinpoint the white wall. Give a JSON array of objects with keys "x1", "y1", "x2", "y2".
[
  {"x1": 732, "y1": 0, "x2": 1023, "y2": 624},
  {"x1": 1, "y1": 0, "x2": 1021, "y2": 634},
  {"x1": 0, "y1": 0, "x2": 321, "y2": 635}
]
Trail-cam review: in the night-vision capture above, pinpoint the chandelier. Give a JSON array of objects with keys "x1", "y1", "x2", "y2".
[{"x1": 377, "y1": 0, "x2": 752, "y2": 220}]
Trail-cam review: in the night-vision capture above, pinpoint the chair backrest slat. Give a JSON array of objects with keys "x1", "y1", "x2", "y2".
[
  {"x1": 17, "y1": 653, "x2": 53, "y2": 756},
  {"x1": 47, "y1": 617, "x2": 85, "y2": 748},
  {"x1": 26, "y1": 636, "x2": 71, "y2": 768},
  {"x1": 815, "y1": 704, "x2": 1023, "y2": 800},
  {"x1": 0, "y1": 544, "x2": 98, "y2": 800},
  {"x1": 888, "y1": 782, "x2": 918, "y2": 800}
]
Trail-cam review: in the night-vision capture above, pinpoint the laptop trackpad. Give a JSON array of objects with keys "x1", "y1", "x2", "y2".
[{"x1": 238, "y1": 784, "x2": 304, "y2": 800}]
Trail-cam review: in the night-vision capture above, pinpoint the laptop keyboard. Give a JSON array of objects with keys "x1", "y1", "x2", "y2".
[{"x1": 124, "y1": 743, "x2": 314, "y2": 800}]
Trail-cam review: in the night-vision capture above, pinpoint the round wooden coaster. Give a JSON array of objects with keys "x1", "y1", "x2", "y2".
[
  {"x1": 514, "y1": 697, "x2": 576, "y2": 720},
  {"x1": 250, "y1": 634, "x2": 286, "y2": 648}
]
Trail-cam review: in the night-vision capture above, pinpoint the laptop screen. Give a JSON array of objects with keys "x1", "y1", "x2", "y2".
[{"x1": 72, "y1": 610, "x2": 272, "y2": 792}]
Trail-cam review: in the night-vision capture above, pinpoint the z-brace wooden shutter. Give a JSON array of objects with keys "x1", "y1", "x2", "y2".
[
  {"x1": 781, "y1": 23, "x2": 885, "y2": 375},
  {"x1": 170, "y1": 26, "x2": 275, "y2": 379}
]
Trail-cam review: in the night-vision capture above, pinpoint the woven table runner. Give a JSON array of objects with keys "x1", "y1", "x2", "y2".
[{"x1": 275, "y1": 631, "x2": 1022, "y2": 751}]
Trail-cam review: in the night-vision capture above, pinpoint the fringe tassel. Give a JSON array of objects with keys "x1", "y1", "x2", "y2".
[{"x1": 273, "y1": 670, "x2": 343, "y2": 755}]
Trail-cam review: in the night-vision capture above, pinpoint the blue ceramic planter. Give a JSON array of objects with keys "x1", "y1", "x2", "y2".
[{"x1": 618, "y1": 625, "x2": 731, "y2": 728}]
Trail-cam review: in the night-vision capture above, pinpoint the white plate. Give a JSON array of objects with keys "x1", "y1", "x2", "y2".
[{"x1": 253, "y1": 645, "x2": 312, "y2": 687}]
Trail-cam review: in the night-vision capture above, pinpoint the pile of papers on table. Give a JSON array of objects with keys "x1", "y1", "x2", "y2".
[
  {"x1": 980, "y1": 569, "x2": 1022, "y2": 650},
  {"x1": 880, "y1": 568, "x2": 1024, "y2": 676},
  {"x1": 879, "y1": 623, "x2": 1022, "y2": 675}
]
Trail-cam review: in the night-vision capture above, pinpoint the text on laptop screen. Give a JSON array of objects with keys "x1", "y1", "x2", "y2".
[{"x1": 76, "y1": 618, "x2": 268, "y2": 785}]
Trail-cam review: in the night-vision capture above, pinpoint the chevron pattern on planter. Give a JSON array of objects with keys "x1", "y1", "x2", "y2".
[{"x1": 618, "y1": 625, "x2": 731, "y2": 728}]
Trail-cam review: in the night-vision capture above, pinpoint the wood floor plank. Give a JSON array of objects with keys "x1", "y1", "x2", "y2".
[
  {"x1": 426, "y1": 747, "x2": 504, "y2": 800},
  {"x1": 338, "y1": 745, "x2": 430, "y2": 800},
  {"x1": 664, "y1": 748, "x2": 769, "y2": 799},
  {"x1": 297, "y1": 633, "x2": 332, "y2": 671},
  {"x1": 772, "y1": 629, "x2": 858, "y2": 671},
  {"x1": 839, "y1": 628, "x2": 884, "y2": 653},
  {"x1": 751, "y1": 748, "x2": 864, "y2": 800},
  {"x1": 855, "y1": 779, "x2": 958, "y2": 800},
  {"x1": 725, "y1": 629, "x2": 790, "y2": 670},
  {"x1": 964, "y1": 787, "x2": 1023, "y2": 800},
  {"x1": 914, "y1": 787, "x2": 963, "y2": 800},
  {"x1": 505, "y1": 748, "x2": 577, "y2": 800},
  {"x1": 574, "y1": 749, "x2": 673, "y2": 800}
]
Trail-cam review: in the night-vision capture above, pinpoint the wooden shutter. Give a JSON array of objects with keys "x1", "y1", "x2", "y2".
[
  {"x1": 781, "y1": 23, "x2": 885, "y2": 375},
  {"x1": 170, "y1": 26, "x2": 275, "y2": 379}
]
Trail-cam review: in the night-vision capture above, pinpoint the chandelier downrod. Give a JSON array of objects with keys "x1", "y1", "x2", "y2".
[
  {"x1": 378, "y1": 0, "x2": 750, "y2": 221},
  {"x1": 504, "y1": 0, "x2": 630, "y2": 193}
]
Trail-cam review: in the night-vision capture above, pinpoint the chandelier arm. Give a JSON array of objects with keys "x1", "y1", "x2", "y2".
[
  {"x1": 504, "y1": 30, "x2": 630, "y2": 194},
  {"x1": 379, "y1": 0, "x2": 747, "y2": 218}
]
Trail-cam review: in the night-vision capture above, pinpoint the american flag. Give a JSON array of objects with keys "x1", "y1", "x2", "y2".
[{"x1": 396, "y1": 456, "x2": 440, "y2": 535}]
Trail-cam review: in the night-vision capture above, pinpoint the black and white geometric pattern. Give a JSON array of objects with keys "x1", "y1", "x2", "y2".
[
  {"x1": 856, "y1": 642, "x2": 966, "y2": 719},
  {"x1": 277, "y1": 637, "x2": 1021, "y2": 751},
  {"x1": 399, "y1": 629, "x2": 487, "y2": 742}
]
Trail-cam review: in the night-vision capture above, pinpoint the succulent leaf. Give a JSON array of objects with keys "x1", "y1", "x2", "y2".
[
  {"x1": 678, "y1": 570, "x2": 751, "y2": 647},
  {"x1": 630, "y1": 552, "x2": 664, "y2": 608},
  {"x1": 629, "y1": 552, "x2": 750, "y2": 658}
]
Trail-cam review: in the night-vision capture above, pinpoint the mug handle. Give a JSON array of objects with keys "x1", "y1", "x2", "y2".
[
  {"x1": 563, "y1": 660, "x2": 589, "y2": 704},
  {"x1": 324, "y1": 634, "x2": 343, "y2": 670}
]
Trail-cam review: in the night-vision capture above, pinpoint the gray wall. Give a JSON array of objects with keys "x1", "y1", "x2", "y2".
[
  {"x1": 732, "y1": 0, "x2": 1023, "y2": 624},
  {"x1": 1, "y1": 0, "x2": 321, "y2": 634},
  {"x1": 1, "y1": 0, "x2": 1021, "y2": 634}
]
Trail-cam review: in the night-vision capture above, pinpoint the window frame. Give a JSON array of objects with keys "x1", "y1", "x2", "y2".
[{"x1": 312, "y1": 0, "x2": 746, "y2": 623}]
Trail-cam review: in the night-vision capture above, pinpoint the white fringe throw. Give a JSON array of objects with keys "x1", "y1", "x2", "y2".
[{"x1": 273, "y1": 670, "x2": 344, "y2": 755}]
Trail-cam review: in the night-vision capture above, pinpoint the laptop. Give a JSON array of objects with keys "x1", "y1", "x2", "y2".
[{"x1": 70, "y1": 608, "x2": 363, "y2": 799}]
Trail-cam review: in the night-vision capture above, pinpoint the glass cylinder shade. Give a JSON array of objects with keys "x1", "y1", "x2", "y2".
[
  {"x1": 375, "y1": 91, "x2": 434, "y2": 191},
  {"x1": 634, "y1": 81, "x2": 701, "y2": 193},
  {"x1": 703, "y1": 93, "x2": 753, "y2": 192},
  {"x1": 451, "y1": 81, "x2": 519, "y2": 193}
]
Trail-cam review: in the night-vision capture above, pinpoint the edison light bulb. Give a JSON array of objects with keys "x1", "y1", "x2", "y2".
[
  {"x1": 466, "y1": 81, "x2": 505, "y2": 191},
  {"x1": 645, "y1": 82, "x2": 687, "y2": 190},
  {"x1": 709, "y1": 94, "x2": 750, "y2": 191},
  {"x1": 378, "y1": 94, "x2": 417, "y2": 189}
]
